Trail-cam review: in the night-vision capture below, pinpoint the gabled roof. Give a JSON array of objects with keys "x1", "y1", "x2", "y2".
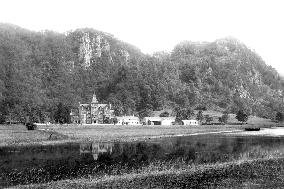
[
  {"x1": 144, "y1": 117, "x2": 176, "y2": 121},
  {"x1": 80, "y1": 104, "x2": 90, "y2": 106},
  {"x1": 116, "y1": 116, "x2": 140, "y2": 121}
]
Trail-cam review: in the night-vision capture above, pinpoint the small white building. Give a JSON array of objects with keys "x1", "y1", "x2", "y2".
[
  {"x1": 182, "y1": 119, "x2": 199, "y2": 126},
  {"x1": 161, "y1": 117, "x2": 176, "y2": 125},
  {"x1": 116, "y1": 116, "x2": 141, "y2": 125},
  {"x1": 143, "y1": 117, "x2": 176, "y2": 125},
  {"x1": 144, "y1": 117, "x2": 162, "y2": 125}
]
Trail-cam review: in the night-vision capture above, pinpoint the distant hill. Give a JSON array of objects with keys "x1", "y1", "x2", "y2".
[
  {"x1": 0, "y1": 23, "x2": 283, "y2": 123},
  {"x1": 169, "y1": 37, "x2": 284, "y2": 118}
]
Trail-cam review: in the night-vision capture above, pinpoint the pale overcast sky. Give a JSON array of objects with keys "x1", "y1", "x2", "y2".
[{"x1": 0, "y1": 0, "x2": 283, "y2": 75}]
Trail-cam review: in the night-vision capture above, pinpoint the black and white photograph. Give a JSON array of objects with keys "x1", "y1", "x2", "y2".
[{"x1": 0, "y1": 0, "x2": 284, "y2": 188}]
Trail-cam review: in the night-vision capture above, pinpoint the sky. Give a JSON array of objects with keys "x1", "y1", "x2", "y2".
[{"x1": 0, "y1": 0, "x2": 283, "y2": 75}]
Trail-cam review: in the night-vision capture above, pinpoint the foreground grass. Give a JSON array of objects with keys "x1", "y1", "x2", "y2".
[
  {"x1": 8, "y1": 157, "x2": 284, "y2": 189},
  {"x1": 0, "y1": 125, "x2": 70, "y2": 146},
  {"x1": 7, "y1": 146, "x2": 284, "y2": 189},
  {"x1": 39, "y1": 123, "x2": 275, "y2": 142},
  {"x1": 0, "y1": 122, "x2": 276, "y2": 146}
]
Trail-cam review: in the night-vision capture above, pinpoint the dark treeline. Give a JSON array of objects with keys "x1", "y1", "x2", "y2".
[{"x1": 0, "y1": 23, "x2": 283, "y2": 123}]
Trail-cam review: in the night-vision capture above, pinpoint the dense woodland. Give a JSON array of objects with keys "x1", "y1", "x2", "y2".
[{"x1": 0, "y1": 23, "x2": 283, "y2": 123}]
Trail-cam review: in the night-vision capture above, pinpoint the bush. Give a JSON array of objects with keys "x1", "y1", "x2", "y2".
[
  {"x1": 219, "y1": 113, "x2": 229, "y2": 124},
  {"x1": 204, "y1": 115, "x2": 213, "y2": 124},
  {"x1": 0, "y1": 115, "x2": 5, "y2": 124},
  {"x1": 194, "y1": 105, "x2": 207, "y2": 111},
  {"x1": 25, "y1": 122, "x2": 37, "y2": 130},
  {"x1": 112, "y1": 117, "x2": 118, "y2": 125},
  {"x1": 196, "y1": 110, "x2": 203, "y2": 123}
]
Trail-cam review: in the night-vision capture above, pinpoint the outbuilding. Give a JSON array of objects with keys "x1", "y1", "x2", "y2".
[
  {"x1": 143, "y1": 117, "x2": 176, "y2": 125},
  {"x1": 161, "y1": 117, "x2": 176, "y2": 125},
  {"x1": 182, "y1": 119, "x2": 199, "y2": 126},
  {"x1": 116, "y1": 116, "x2": 141, "y2": 125}
]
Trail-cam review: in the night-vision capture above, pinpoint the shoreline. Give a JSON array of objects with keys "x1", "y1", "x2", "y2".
[
  {"x1": 0, "y1": 128, "x2": 245, "y2": 147},
  {"x1": 2, "y1": 125, "x2": 284, "y2": 188},
  {"x1": 0, "y1": 124, "x2": 279, "y2": 147}
]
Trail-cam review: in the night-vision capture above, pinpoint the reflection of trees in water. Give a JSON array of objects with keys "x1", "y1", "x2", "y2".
[
  {"x1": 85, "y1": 136, "x2": 284, "y2": 164},
  {"x1": 110, "y1": 142, "x2": 167, "y2": 166},
  {"x1": 150, "y1": 135, "x2": 284, "y2": 163},
  {"x1": 78, "y1": 137, "x2": 284, "y2": 178},
  {"x1": 3, "y1": 136, "x2": 284, "y2": 187}
]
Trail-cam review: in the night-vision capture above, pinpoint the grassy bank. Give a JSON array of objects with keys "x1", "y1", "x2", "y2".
[
  {"x1": 41, "y1": 122, "x2": 277, "y2": 143},
  {"x1": 0, "y1": 122, "x2": 276, "y2": 146},
  {"x1": 8, "y1": 157, "x2": 284, "y2": 189},
  {"x1": 0, "y1": 125, "x2": 70, "y2": 146},
  {"x1": 90, "y1": 158, "x2": 284, "y2": 189},
  {"x1": 76, "y1": 158, "x2": 284, "y2": 189}
]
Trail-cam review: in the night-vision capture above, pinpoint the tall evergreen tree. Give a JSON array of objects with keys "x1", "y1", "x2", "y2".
[{"x1": 236, "y1": 110, "x2": 249, "y2": 124}]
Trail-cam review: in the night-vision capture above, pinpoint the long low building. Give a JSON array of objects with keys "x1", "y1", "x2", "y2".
[
  {"x1": 116, "y1": 116, "x2": 141, "y2": 125},
  {"x1": 143, "y1": 117, "x2": 176, "y2": 125},
  {"x1": 182, "y1": 119, "x2": 200, "y2": 126}
]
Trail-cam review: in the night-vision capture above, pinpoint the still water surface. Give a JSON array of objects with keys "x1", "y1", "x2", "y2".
[{"x1": 1, "y1": 131, "x2": 284, "y2": 187}]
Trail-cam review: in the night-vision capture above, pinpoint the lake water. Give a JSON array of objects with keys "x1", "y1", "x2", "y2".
[{"x1": 1, "y1": 129, "x2": 284, "y2": 187}]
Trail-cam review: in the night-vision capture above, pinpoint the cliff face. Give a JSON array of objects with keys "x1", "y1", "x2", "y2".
[
  {"x1": 78, "y1": 32, "x2": 110, "y2": 68},
  {"x1": 69, "y1": 29, "x2": 136, "y2": 69}
]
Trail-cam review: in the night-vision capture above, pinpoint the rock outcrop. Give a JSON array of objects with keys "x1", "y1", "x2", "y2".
[{"x1": 75, "y1": 30, "x2": 131, "y2": 68}]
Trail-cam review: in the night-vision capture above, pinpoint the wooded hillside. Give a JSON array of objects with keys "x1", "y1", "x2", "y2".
[{"x1": 0, "y1": 23, "x2": 283, "y2": 123}]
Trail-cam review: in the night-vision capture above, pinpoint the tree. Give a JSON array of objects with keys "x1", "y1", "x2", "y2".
[
  {"x1": 204, "y1": 115, "x2": 213, "y2": 124},
  {"x1": 103, "y1": 116, "x2": 110, "y2": 124},
  {"x1": 175, "y1": 106, "x2": 195, "y2": 124},
  {"x1": 236, "y1": 110, "x2": 249, "y2": 124},
  {"x1": 0, "y1": 112, "x2": 5, "y2": 124},
  {"x1": 185, "y1": 108, "x2": 195, "y2": 119},
  {"x1": 196, "y1": 110, "x2": 203, "y2": 123},
  {"x1": 275, "y1": 112, "x2": 284, "y2": 122},
  {"x1": 160, "y1": 111, "x2": 169, "y2": 117},
  {"x1": 112, "y1": 117, "x2": 118, "y2": 125},
  {"x1": 219, "y1": 113, "x2": 229, "y2": 124},
  {"x1": 54, "y1": 103, "x2": 70, "y2": 124},
  {"x1": 138, "y1": 108, "x2": 152, "y2": 119}
]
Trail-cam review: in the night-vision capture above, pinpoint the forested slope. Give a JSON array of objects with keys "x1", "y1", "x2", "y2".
[{"x1": 0, "y1": 23, "x2": 283, "y2": 123}]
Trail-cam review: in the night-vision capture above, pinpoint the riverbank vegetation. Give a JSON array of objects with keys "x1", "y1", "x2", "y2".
[{"x1": 8, "y1": 154, "x2": 284, "y2": 188}]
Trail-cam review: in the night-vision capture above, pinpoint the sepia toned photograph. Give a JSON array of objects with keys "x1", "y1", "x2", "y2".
[{"x1": 0, "y1": 0, "x2": 284, "y2": 188}]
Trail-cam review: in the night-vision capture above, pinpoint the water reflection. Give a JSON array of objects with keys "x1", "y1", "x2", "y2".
[
  {"x1": 79, "y1": 135, "x2": 284, "y2": 164},
  {"x1": 2, "y1": 134, "x2": 284, "y2": 187},
  {"x1": 80, "y1": 142, "x2": 113, "y2": 160}
]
